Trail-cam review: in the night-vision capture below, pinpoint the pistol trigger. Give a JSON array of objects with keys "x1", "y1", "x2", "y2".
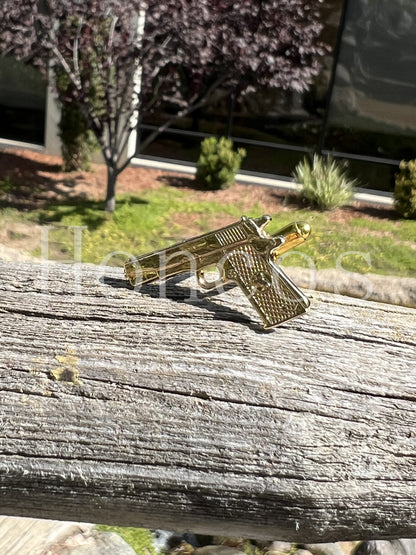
[
  {"x1": 197, "y1": 269, "x2": 226, "y2": 290},
  {"x1": 269, "y1": 235, "x2": 286, "y2": 258}
]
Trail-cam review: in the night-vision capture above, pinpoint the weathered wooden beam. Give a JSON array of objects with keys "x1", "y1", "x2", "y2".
[{"x1": 0, "y1": 260, "x2": 415, "y2": 543}]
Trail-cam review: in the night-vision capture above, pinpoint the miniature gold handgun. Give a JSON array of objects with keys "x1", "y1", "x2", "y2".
[{"x1": 125, "y1": 215, "x2": 311, "y2": 328}]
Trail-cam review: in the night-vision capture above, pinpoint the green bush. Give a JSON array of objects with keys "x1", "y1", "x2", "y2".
[
  {"x1": 59, "y1": 101, "x2": 99, "y2": 172},
  {"x1": 196, "y1": 137, "x2": 246, "y2": 190},
  {"x1": 394, "y1": 159, "x2": 416, "y2": 219},
  {"x1": 56, "y1": 68, "x2": 99, "y2": 172},
  {"x1": 293, "y1": 154, "x2": 356, "y2": 211}
]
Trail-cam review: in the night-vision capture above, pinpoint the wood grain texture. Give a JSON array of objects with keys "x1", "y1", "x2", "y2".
[{"x1": 0, "y1": 260, "x2": 415, "y2": 542}]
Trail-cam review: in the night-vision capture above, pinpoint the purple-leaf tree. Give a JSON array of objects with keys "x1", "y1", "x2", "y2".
[
  {"x1": 0, "y1": 0, "x2": 150, "y2": 212},
  {"x1": 140, "y1": 0, "x2": 327, "y2": 150},
  {"x1": 0, "y1": 0, "x2": 327, "y2": 211}
]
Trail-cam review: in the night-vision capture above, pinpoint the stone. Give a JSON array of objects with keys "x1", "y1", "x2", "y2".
[
  {"x1": 267, "y1": 541, "x2": 295, "y2": 554},
  {"x1": 194, "y1": 546, "x2": 245, "y2": 555},
  {"x1": 153, "y1": 530, "x2": 201, "y2": 552},
  {"x1": 0, "y1": 516, "x2": 94, "y2": 555},
  {"x1": 338, "y1": 542, "x2": 362, "y2": 554},
  {"x1": 354, "y1": 539, "x2": 416, "y2": 555},
  {"x1": 338, "y1": 541, "x2": 361, "y2": 555},
  {"x1": 152, "y1": 530, "x2": 176, "y2": 552},
  {"x1": 54, "y1": 530, "x2": 137, "y2": 554},
  {"x1": 303, "y1": 543, "x2": 345, "y2": 555}
]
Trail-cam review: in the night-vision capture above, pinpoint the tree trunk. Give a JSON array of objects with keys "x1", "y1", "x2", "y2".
[
  {"x1": 1, "y1": 260, "x2": 416, "y2": 542},
  {"x1": 105, "y1": 165, "x2": 118, "y2": 212}
]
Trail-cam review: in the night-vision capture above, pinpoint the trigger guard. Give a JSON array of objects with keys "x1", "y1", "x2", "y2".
[{"x1": 197, "y1": 270, "x2": 227, "y2": 290}]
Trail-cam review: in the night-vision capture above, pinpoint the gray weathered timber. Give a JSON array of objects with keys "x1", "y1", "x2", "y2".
[{"x1": 0, "y1": 260, "x2": 415, "y2": 543}]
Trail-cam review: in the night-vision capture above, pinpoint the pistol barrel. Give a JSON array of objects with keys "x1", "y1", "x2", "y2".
[
  {"x1": 272, "y1": 221, "x2": 311, "y2": 256},
  {"x1": 125, "y1": 216, "x2": 311, "y2": 287},
  {"x1": 125, "y1": 217, "x2": 253, "y2": 286}
]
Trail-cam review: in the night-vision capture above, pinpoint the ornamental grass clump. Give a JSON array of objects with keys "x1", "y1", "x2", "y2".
[
  {"x1": 196, "y1": 137, "x2": 246, "y2": 190},
  {"x1": 293, "y1": 154, "x2": 356, "y2": 211},
  {"x1": 394, "y1": 159, "x2": 416, "y2": 219}
]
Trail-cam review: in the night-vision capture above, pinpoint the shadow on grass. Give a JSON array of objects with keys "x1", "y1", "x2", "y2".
[
  {"x1": 37, "y1": 195, "x2": 148, "y2": 230},
  {"x1": 37, "y1": 199, "x2": 107, "y2": 230}
]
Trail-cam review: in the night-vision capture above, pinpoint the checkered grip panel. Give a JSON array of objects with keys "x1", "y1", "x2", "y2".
[{"x1": 224, "y1": 245, "x2": 309, "y2": 327}]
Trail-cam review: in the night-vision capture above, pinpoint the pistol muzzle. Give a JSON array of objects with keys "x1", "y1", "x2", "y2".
[{"x1": 272, "y1": 221, "x2": 311, "y2": 256}]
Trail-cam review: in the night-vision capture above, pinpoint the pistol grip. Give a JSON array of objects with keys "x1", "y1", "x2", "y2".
[{"x1": 223, "y1": 246, "x2": 309, "y2": 328}]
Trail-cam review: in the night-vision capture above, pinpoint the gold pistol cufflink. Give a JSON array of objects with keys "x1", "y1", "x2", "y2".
[{"x1": 124, "y1": 215, "x2": 311, "y2": 329}]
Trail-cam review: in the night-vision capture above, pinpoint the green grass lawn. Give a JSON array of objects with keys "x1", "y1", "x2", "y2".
[{"x1": 1, "y1": 182, "x2": 416, "y2": 278}]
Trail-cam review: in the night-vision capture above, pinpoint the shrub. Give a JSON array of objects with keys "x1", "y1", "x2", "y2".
[
  {"x1": 394, "y1": 159, "x2": 416, "y2": 219},
  {"x1": 196, "y1": 137, "x2": 246, "y2": 190},
  {"x1": 293, "y1": 154, "x2": 356, "y2": 211},
  {"x1": 56, "y1": 69, "x2": 99, "y2": 172},
  {"x1": 59, "y1": 102, "x2": 99, "y2": 172}
]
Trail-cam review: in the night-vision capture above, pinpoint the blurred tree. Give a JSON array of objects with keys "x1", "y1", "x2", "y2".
[
  {"x1": 0, "y1": 0, "x2": 327, "y2": 211},
  {"x1": 140, "y1": 0, "x2": 328, "y2": 151}
]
